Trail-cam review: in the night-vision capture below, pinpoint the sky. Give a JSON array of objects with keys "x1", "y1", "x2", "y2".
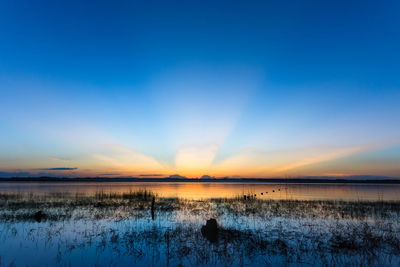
[{"x1": 0, "y1": 0, "x2": 400, "y2": 178}]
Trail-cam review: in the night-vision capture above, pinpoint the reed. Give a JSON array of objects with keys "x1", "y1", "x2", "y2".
[{"x1": 1, "y1": 191, "x2": 400, "y2": 266}]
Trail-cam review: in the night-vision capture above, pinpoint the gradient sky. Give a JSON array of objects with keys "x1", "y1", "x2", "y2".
[{"x1": 1, "y1": 0, "x2": 400, "y2": 178}]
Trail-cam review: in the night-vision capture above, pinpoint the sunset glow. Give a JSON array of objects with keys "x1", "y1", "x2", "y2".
[{"x1": 1, "y1": 1, "x2": 399, "y2": 178}]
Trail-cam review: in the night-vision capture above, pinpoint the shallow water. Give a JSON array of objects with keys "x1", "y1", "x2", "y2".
[
  {"x1": 1, "y1": 183, "x2": 400, "y2": 266},
  {"x1": 1, "y1": 194, "x2": 400, "y2": 266},
  {"x1": 0, "y1": 181, "x2": 399, "y2": 201}
]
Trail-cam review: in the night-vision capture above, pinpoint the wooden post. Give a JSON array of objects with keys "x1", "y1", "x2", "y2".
[{"x1": 151, "y1": 197, "x2": 155, "y2": 220}]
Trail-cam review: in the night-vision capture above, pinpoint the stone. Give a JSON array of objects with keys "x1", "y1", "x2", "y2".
[
  {"x1": 201, "y1": 218, "x2": 218, "y2": 242},
  {"x1": 33, "y1": 211, "x2": 46, "y2": 222}
]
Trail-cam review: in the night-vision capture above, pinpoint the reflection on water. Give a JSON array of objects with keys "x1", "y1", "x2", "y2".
[
  {"x1": 0, "y1": 188, "x2": 400, "y2": 266},
  {"x1": 0, "y1": 182, "x2": 399, "y2": 200}
]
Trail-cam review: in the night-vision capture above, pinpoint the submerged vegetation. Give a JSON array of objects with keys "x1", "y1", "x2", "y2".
[{"x1": 0, "y1": 190, "x2": 400, "y2": 266}]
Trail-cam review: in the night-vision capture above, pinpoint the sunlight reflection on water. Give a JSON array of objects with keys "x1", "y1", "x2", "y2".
[{"x1": 0, "y1": 182, "x2": 399, "y2": 201}]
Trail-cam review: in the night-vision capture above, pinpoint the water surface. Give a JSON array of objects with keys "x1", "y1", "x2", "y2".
[
  {"x1": 1, "y1": 183, "x2": 400, "y2": 266},
  {"x1": 0, "y1": 181, "x2": 399, "y2": 200}
]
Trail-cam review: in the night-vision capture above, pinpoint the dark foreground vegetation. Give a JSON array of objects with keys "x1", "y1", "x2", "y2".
[{"x1": 0, "y1": 191, "x2": 400, "y2": 266}]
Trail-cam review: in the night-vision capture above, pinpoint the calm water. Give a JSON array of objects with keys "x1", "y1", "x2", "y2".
[
  {"x1": 0, "y1": 181, "x2": 399, "y2": 201},
  {"x1": 1, "y1": 182, "x2": 400, "y2": 266}
]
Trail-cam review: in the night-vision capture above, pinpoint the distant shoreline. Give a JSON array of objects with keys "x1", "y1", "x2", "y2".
[{"x1": 1, "y1": 177, "x2": 400, "y2": 184}]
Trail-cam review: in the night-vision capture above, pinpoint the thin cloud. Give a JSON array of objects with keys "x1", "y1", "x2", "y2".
[
  {"x1": 0, "y1": 171, "x2": 32, "y2": 178},
  {"x1": 212, "y1": 141, "x2": 396, "y2": 177},
  {"x1": 92, "y1": 144, "x2": 169, "y2": 174},
  {"x1": 139, "y1": 174, "x2": 164, "y2": 177},
  {"x1": 39, "y1": 167, "x2": 78, "y2": 171},
  {"x1": 49, "y1": 157, "x2": 70, "y2": 161}
]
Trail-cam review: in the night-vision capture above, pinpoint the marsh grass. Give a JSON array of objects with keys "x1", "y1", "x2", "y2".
[
  {"x1": 1, "y1": 191, "x2": 400, "y2": 224},
  {"x1": 212, "y1": 197, "x2": 400, "y2": 221},
  {"x1": 0, "y1": 191, "x2": 400, "y2": 266}
]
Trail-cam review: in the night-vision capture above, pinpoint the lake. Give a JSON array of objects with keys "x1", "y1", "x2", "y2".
[
  {"x1": 0, "y1": 181, "x2": 399, "y2": 200},
  {"x1": 0, "y1": 182, "x2": 400, "y2": 266}
]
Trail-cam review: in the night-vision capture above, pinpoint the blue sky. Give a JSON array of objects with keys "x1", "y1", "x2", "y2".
[{"x1": 0, "y1": 0, "x2": 399, "y2": 177}]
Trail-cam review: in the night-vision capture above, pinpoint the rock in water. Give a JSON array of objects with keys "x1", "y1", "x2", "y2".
[
  {"x1": 201, "y1": 218, "x2": 218, "y2": 242},
  {"x1": 33, "y1": 211, "x2": 45, "y2": 222}
]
